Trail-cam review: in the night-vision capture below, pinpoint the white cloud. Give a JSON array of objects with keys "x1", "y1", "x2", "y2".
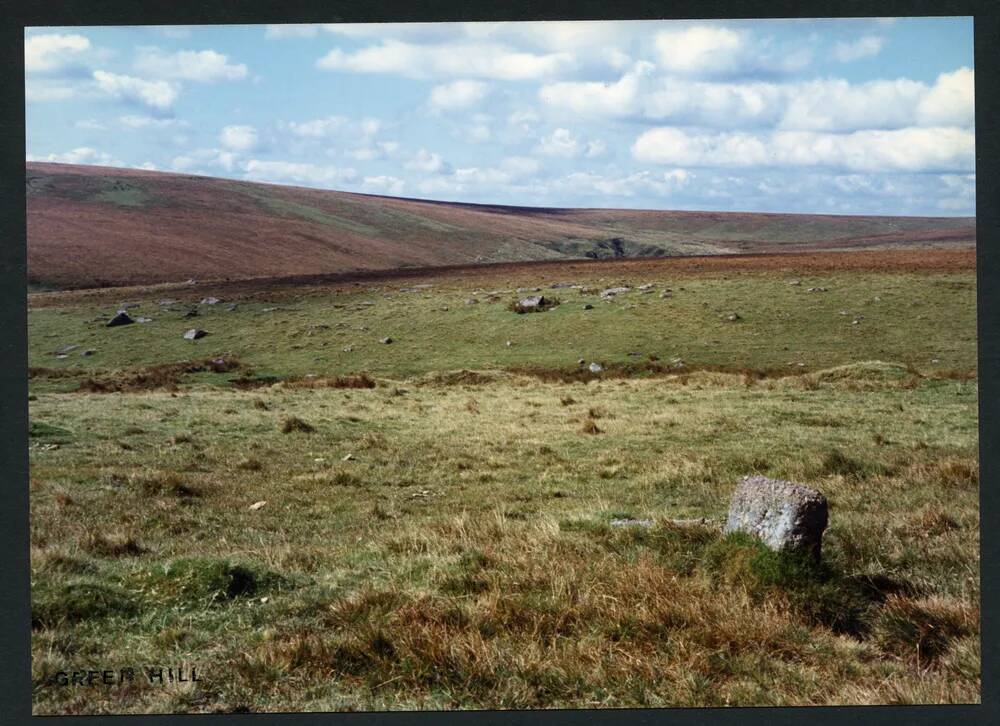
[
  {"x1": 405, "y1": 149, "x2": 447, "y2": 173},
  {"x1": 509, "y1": 109, "x2": 539, "y2": 126},
  {"x1": 833, "y1": 36, "x2": 884, "y2": 62},
  {"x1": 285, "y1": 115, "x2": 381, "y2": 142},
  {"x1": 92, "y1": 70, "x2": 179, "y2": 110},
  {"x1": 778, "y1": 78, "x2": 925, "y2": 132},
  {"x1": 361, "y1": 175, "x2": 406, "y2": 195},
  {"x1": 632, "y1": 126, "x2": 975, "y2": 173},
  {"x1": 134, "y1": 48, "x2": 247, "y2": 82},
  {"x1": 540, "y1": 65, "x2": 975, "y2": 133},
  {"x1": 558, "y1": 169, "x2": 689, "y2": 198},
  {"x1": 317, "y1": 40, "x2": 574, "y2": 80},
  {"x1": 428, "y1": 80, "x2": 490, "y2": 111},
  {"x1": 464, "y1": 120, "x2": 492, "y2": 143},
  {"x1": 25, "y1": 33, "x2": 90, "y2": 73},
  {"x1": 27, "y1": 147, "x2": 122, "y2": 166},
  {"x1": 585, "y1": 140, "x2": 607, "y2": 158},
  {"x1": 241, "y1": 159, "x2": 358, "y2": 187},
  {"x1": 171, "y1": 148, "x2": 238, "y2": 173},
  {"x1": 118, "y1": 114, "x2": 188, "y2": 129},
  {"x1": 916, "y1": 67, "x2": 975, "y2": 128},
  {"x1": 654, "y1": 26, "x2": 745, "y2": 75},
  {"x1": 652, "y1": 24, "x2": 811, "y2": 78},
  {"x1": 219, "y1": 124, "x2": 258, "y2": 151},
  {"x1": 539, "y1": 61, "x2": 653, "y2": 118},
  {"x1": 536, "y1": 128, "x2": 581, "y2": 157},
  {"x1": 500, "y1": 156, "x2": 540, "y2": 178}
]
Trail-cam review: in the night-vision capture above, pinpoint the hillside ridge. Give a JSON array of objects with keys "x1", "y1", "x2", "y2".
[{"x1": 26, "y1": 162, "x2": 975, "y2": 289}]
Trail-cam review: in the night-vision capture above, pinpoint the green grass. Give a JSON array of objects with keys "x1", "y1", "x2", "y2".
[
  {"x1": 28, "y1": 262, "x2": 979, "y2": 713},
  {"x1": 27, "y1": 269, "x2": 976, "y2": 385}
]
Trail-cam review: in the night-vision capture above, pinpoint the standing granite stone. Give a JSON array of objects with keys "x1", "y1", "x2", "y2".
[{"x1": 724, "y1": 475, "x2": 828, "y2": 560}]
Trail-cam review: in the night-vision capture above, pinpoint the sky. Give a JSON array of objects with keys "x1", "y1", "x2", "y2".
[{"x1": 25, "y1": 17, "x2": 975, "y2": 216}]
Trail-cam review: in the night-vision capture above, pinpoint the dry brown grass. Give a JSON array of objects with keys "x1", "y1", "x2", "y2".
[{"x1": 279, "y1": 416, "x2": 315, "y2": 434}]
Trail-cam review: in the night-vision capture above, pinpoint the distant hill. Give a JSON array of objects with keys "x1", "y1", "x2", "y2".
[{"x1": 26, "y1": 162, "x2": 976, "y2": 289}]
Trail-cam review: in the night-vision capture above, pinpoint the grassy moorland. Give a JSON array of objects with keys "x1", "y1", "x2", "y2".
[
  {"x1": 27, "y1": 162, "x2": 974, "y2": 288},
  {"x1": 28, "y1": 254, "x2": 979, "y2": 713}
]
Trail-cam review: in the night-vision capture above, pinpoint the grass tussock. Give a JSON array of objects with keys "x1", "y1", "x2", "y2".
[
  {"x1": 875, "y1": 595, "x2": 978, "y2": 665},
  {"x1": 279, "y1": 416, "x2": 314, "y2": 434},
  {"x1": 285, "y1": 372, "x2": 377, "y2": 389},
  {"x1": 129, "y1": 471, "x2": 200, "y2": 498},
  {"x1": 32, "y1": 580, "x2": 139, "y2": 629},
  {"x1": 84, "y1": 531, "x2": 145, "y2": 558},
  {"x1": 132, "y1": 558, "x2": 286, "y2": 607},
  {"x1": 76, "y1": 358, "x2": 245, "y2": 393}
]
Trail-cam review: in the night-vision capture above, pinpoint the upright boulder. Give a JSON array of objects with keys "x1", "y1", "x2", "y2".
[{"x1": 724, "y1": 475, "x2": 828, "y2": 560}]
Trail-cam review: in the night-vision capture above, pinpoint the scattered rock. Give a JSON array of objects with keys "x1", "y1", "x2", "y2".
[
  {"x1": 506, "y1": 340, "x2": 513, "y2": 347},
  {"x1": 379, "y1": 337, "x2": 393, "y2": 344},
  {"x1": 659, "y1": 291, "x2": 673, "y2": 299},
  {"x1": 582, "y1": 303, "x2": 594, "y2": 310},
  {"x1": 725, "y1": 312, "x2": 741, "y2": 322},
  {"x1": 249, "y1": 500, "x2": 267, "y2": 511},
  {"x1": 106, "y1": 311, "x2": 135, "y2": 327},
  {"x1": 343, "y1": 345, "x2": 353, "y2": 352},
  {"x1": 638, "y1": 283, "x2": 654, "y2": 290},
  {"x1": 136, "y1": 317, "x2": 153, "y2": 324},
  {"x1": 81, "y1": 349, "x2": 96, "y2": 357},
  {"x1": 157, "y1": 299, "x2": 178, "y2": 306},
  {"x1": 342, "y1": 453, "x2": 355, "y2": 461},
  {"x1": 200, "y1": 297, "x2": 220, "y2": 305},
  {"x1": 807, "y1": 287, "x2": 828, "y2": 293},
  {"x1": 54, "y1": 344, "x2": 79, "y2": 355},
  {"x1": 227, "y1": 303, "x2": 238, "y2": 312},
  {"x1": 466, "y1": 298, "x2": 479, "y2": 305},
  {"x1": 518, "y1": 295, "x2": 545, "y2": 310},
  {"x1": 601, "y1": 287, "x2": 630, "y2": 299},
  {"x1": 724, "y1": 475, "x2": 829, "y2": 560},
  {"x1": 119, "y1": 302, "x2": 141, "y2": 309},
  {"x1": 789, "y1": 280, "x2": 802, "y2": 286},
  {"x1": 183, "y1": 329, "x2": 207, "y2": 340},
  {"x1": 588, "y1": 362, "x2": 603, "y2": 374},
  {"x1": 550, "y1": 282, "x2": 577, "y2": 289},
  {"x1": 578, "y1": 358, "x2": 586, "y2": 366},
  {"x1": 184, "y1": 309, "x2": 199, "y2": 318}
]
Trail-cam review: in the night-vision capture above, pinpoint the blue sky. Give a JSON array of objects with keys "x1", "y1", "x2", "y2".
[{"x1": 25, "y1": 18, "x2": 974, "y2": 216}]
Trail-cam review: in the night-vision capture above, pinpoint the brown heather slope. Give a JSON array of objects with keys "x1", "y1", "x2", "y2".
[{"x1": 26, "y1": 162, "x2": 975, "y2": 289}]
